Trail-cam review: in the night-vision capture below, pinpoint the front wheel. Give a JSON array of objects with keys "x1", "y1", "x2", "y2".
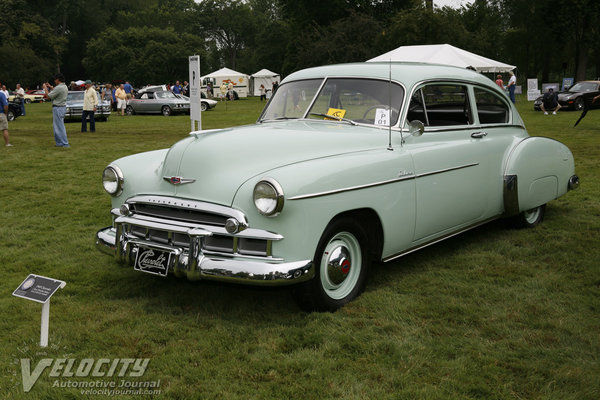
[
  {"x1": 125, "y1": 106, "x2": 135, "y2": 115},
  {"x1": 161, "y1": 105, "x2": 172, "y2": 116},
  {"x1": 7, "y1": 110, "x2": 15, "y2": 121},
  {"x1": 292, "y1": 218, "x2": 371, "y2": 312},
  {"x1": 200, "y1": 102, "x2": 208, "y2": 111},
  {"x1": 508, "y1": 204, "x2": 546, "y2": 228},
  {"x1": 575, "y1": 98, "x2": 584, "y2": 111}
]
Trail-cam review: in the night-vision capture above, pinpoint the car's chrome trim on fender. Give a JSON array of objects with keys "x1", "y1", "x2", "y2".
[
  {"x1": 288, "y1": 163, "x2": 479, "y2": 200},
  {"x1": 382, "y1": 216, "x2": 499, "y2": 263}
]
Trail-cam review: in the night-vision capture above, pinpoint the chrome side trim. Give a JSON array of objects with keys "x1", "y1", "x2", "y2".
[
  {"x1": 126, "y1": 195, "x2": 248, "y2": 225},
  {"x1": 288, "y1": 163, "x2": 479, "y2": 201},
  {"x1": 288, "y1": 174, "x2": 416, "y2": 201},
  {"x1": 382, "y1": 216, "x2": 499, "y2": 263},
  {"x1": 503, "y1": 174, "x2": 520, "y2": 216}
]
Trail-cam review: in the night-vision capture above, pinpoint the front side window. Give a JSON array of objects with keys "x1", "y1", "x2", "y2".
[
  {"x1": 474, "y1": 87, "x2": 509, "y2": 124},
  {"x1": 408, "y1": 84, "x2": 472, "y2": 126}
]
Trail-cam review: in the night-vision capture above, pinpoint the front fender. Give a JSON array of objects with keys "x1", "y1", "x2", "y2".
[{"x1": 503, "y1": 137, "x2": 575, "y2": 215}]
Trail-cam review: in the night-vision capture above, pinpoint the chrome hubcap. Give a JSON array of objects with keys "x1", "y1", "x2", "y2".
[
  {"x1": 524, "y1": 207, "x2": 541, "y2": 224},
  {"x1": 320, "y1": 232, "x2": 361, "y2": 300}
]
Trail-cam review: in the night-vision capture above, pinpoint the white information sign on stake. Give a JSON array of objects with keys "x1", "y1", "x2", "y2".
[
  {"x1": 374, "y1": 108, "x2": 390, "y2": 126},
  {"x1": 189, "y1": 55, "x2": 201, "y2": 131},
  {"x1": 13, "y1": 274, "x2": 66, "y2": 347}
]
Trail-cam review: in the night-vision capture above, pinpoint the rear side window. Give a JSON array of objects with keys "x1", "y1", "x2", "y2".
[
  {"x1": 408, "y1": 84, "x2": 472, "y2": 126},
  {"x1": 474, "y1": 88, "x2": 509, "y2": 124}
]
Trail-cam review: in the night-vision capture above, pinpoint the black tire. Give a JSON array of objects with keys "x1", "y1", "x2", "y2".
[
  {"x1": 575, "y1": 97, "x2": 584, "y2": 111},
  {"x1": 508, "y1": 204, "x2": 546, "y2": 229},
  {"x1": 161, "y1": 105, "x2": 172, "y2": 116},
  {"x1": 200, "y1": 102, "x2": 208, "y2": 112},
  {"x1": 292, "y1": 217, "x2": 371, "y2": 312},
  {"x1": 7, "y1": 110, "x2": 15, "y2": 121},
  {"x1": 125, "y1": 106, "x2": 135, "y2": 115},
  {"x1": 25, "y1": 98, "x2": 32, "y2": 104}
]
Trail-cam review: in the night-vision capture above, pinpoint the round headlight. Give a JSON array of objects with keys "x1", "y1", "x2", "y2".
[
  {"x1": 102, "y1": 165, "x2": 124, "y2": 196},
  {"x1": 253, "y1": 178, "x2": 284, "y2": 216}
]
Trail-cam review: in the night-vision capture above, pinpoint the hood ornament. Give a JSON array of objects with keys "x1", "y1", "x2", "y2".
[{"x1": 163, "y1": 176, "x2": 195, "y2": 185}]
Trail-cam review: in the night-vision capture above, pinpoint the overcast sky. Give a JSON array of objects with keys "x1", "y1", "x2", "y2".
[{"x1": 433, "y1": 0, "x2": 475, "y2": 8}]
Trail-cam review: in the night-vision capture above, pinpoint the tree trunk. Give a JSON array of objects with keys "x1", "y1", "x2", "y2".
[{"x1": 575, "y1": 44, "x2": 588, "y2": 81}]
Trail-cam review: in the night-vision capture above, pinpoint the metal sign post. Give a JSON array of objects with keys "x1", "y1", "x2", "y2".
[
  {"x1": 189, "y1": 55, "x2": 201, "y2": 132},
  {"x1": 13, "y1": 274, "x2": 66, "y2": 347}
]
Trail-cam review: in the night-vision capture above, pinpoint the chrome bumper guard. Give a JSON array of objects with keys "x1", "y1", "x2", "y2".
[{"x1": 95, "y1": 215, "x2": 314, "y2": 286}]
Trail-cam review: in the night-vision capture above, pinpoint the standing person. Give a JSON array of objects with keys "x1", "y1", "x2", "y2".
[
  {"x1": 183, "y1": 81, "x2": 189, "y2": 97},
  {"x1": 219, "y1": 82, "x2": 227, "y2": 101},
  {"x1": 259, "y1": 84, "x2": 266, "y2": 101},
  {"x1": 81, "y1": 80, "x2": 98, "y2": 132},
  {"x1": 101, "y1": 83, "x2": 114, "y2": 111},
  {"x1": 43, "y1": 73, "x2": 69, "y2": 148},
  {"x1": 507, "y1": 71, "x2": 517, "y2": 104},
  {"x1": 15, "y1": 83, "x2": 26, "y2": 116},
  {"x1": 1, "y1": 85, "x2": 8, "y2": 100},
  {"x1": 172, "y1": 80, "x2": 182, "y2": 94},
  {"x1": 227, "y1": 81, "x2": 234, "y2": 100},
  {"x1": 272, "y1": 81, "x2": 278, "y2": 95},
  {"x1": 207, "y1": 82, "x2": 213, "y2": 98},
  {"x1": 0, "y1": 89, "x2": 11, "y2": 146},
  {"x1": 123, "y1": 81, "x2": 133, "y2": 99},
  {"x1": 495, "y1": 75, "x2": 505, "y2": 90},
  {"x1": 115, "y1": 84, "x2": 127, "y2": 116}
]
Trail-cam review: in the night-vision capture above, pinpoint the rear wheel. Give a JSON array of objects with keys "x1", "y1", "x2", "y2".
[
  {"x1": 7, "y1": 110, "x2": 15, "y2": 121},
  {"x1": 161, "y1": 105, "x2": 172, "y2": 116},
  {"x1": 25, "y1": 98, "x2": 32, "y2": 104},
  {"x1": 292, "y1": 217, "x2": 371, "y2": 312},
  {"x1": 508, "y1": 204, "x2": 546, "y2": 228}
]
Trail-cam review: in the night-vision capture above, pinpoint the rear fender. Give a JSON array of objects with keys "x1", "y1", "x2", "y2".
[{"x1": 503, "y1": 137, "x2": 575, "y2": 216}]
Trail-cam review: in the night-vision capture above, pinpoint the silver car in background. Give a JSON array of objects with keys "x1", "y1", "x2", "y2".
[
  {"x1": 65, "y1": 91, "x2": 111, "y2": 121},
  {"x1": 126, "y1": 90, "x2": 190, "y2": 116}
]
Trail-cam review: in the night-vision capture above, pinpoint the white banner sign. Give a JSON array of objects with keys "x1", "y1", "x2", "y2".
[{"x1": 189, "y1": 55, "x2": 201, "y2": 129}]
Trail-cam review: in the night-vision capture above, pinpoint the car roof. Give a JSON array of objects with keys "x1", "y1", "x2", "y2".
[{"x1": 283, "y1": 62, "x2": 503, "y2": 92}]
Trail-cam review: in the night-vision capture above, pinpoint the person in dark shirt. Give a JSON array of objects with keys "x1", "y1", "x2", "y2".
[{"x1": 541, "y1": 87, "x2": 561, "y2": 115}]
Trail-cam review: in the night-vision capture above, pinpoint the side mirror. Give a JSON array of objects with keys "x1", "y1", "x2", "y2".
[{"x1": 408, "y1": 120, "x2": 425, "y2": 137}]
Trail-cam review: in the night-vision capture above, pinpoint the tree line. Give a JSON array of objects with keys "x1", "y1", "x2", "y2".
[{"x1": 0, "y1": 0, "x2": 598, "y2": 88}]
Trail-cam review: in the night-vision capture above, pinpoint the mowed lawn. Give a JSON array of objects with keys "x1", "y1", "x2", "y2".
[{"x1": 0, "y1": 96, "x2": 598, "y2": 400}]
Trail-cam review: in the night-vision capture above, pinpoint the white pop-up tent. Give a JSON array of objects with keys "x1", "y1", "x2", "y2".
[
  {"x1": 201, "y1": 67, "x2": 250, "y2": 97},
  {"x1": 368, "y1": 44, "x2": 515, "y2": 73},
  {"x1": 251, "y1": 69, "x2": 280, "y2": 96}
]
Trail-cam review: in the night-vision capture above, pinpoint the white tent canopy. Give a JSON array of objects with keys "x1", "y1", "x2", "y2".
[
  {"x1": 367, "y1": 44, "x2": 515, "y2": 73},
  {"x1": 251, "y1": 69, "x2": 280, "y2": 96},
  {"x1": 200, "y1": 67, "x2": 250, "y2": 97}
]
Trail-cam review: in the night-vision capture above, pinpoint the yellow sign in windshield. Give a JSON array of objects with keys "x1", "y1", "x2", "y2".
[{"x1": 325, "y1": 108, "x2": 346, "y2": 120}]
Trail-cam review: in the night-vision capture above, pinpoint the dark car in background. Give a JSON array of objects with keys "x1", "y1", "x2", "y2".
[
  {"x1": 65, "y1": 91, "x2": 111, "y2": 122},
  {"x1": 7, "y1": 101, "x2": 22, "y2": 121},
  {"x1": 534, "y1": 80, "x2": 600, "y2": 111}
]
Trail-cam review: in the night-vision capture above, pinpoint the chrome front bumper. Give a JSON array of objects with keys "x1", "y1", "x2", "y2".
[{"x1": 95, "y1": 226, "x2": 314, "y2": 286}]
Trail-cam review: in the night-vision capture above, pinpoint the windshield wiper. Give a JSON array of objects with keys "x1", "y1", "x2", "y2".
[
  {"x1": 259, "y1": 117, "x2": 297, "y2": 123},
  {"x1": 308, "y1": 112, "x2": 357, "y2": 126}
]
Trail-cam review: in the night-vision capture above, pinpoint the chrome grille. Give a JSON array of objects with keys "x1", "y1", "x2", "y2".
[{"x1": 131, "y1": 203, "x2": 228, "y2": 226}]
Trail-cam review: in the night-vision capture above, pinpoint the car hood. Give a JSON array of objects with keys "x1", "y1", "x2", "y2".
[{"x1": 159, "y1": 121, "x2": 386, "y2": 206}]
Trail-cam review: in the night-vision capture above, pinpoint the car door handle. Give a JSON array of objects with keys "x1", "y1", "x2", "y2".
[{"x1": 471, "y1": 131, "x2": 488, "y2": 138}]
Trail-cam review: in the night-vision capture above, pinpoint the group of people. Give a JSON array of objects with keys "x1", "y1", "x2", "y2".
[{"x1": 495, "y1": 71, "x2": 517, "y2": 104}]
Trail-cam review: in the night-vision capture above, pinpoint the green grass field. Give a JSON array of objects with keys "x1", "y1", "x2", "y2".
[{"x1": 1, "y1": 97, "x2": 598, "y2": 399}]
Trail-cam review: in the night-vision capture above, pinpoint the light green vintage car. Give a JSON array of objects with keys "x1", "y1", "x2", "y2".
[{"x1": 96, "y1": 62, "x2": 579, "y2": 311}]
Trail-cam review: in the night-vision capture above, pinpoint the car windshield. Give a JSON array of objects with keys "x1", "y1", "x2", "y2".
[
  {"x1": 569, "y1": 82, "x2": 599, "y2": 92},
  {"x1": 155, "y1": 91, "x2": 176, "y2": 99},
  {"x1": 259, "y1": 78, "x2": 404, "y2": 126}
]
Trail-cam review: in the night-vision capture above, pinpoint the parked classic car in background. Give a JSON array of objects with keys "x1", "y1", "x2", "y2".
[
  {"x1": 65, "y1": 91, "x2": 111, "y2": 121},
  {"x1": 534, "y1": 80, "x2": 600, "y2": 111},
  {"x1": 126, "y1": 90, "x2": 190, "y2": 116},
  {"x1": 96, "y1": 62, "x2": 579, "y2": 311},
  {"x1": 8, "y1": 92, "x2": 44, "y2": 103}
]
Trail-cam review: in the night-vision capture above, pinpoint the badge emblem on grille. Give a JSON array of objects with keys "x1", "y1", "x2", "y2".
[{"x1": 163, "y1": 176, "x2": 195, "y2": 185}]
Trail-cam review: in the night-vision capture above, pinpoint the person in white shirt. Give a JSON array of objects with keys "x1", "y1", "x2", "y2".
[
  {"x1": 15, "y1": 84, "x2": 26, "y2": 116},
  {"x1": 82, "y1": 80, "x2": 98, "y2": 132},
  {"x1": 507, "y1": 71, "x2": 517, "y2": 104},
  {"x1": 1, "y1": 85, "x2": 9, "y2": 101}
]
